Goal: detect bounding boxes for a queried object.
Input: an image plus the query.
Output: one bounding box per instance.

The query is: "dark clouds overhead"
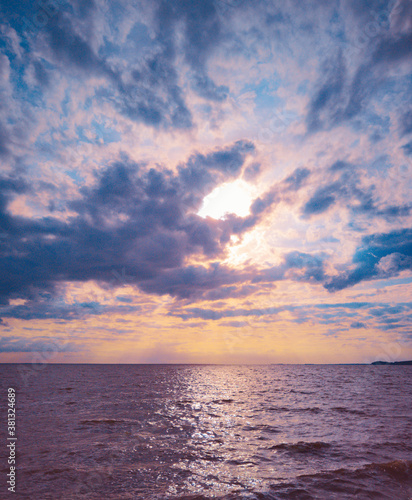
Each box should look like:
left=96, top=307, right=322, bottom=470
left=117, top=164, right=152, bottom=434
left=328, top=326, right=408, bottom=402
left=0, top=141, right=260, bottom=311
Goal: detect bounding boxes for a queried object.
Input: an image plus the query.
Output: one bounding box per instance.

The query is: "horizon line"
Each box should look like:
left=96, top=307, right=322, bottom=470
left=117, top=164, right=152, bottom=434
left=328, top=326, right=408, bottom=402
left=1, top=361, right=411, bottom=366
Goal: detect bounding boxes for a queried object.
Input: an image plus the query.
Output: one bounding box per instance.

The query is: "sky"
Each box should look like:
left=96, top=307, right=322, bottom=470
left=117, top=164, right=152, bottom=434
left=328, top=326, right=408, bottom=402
left=0, top=0, right=411, bottom=364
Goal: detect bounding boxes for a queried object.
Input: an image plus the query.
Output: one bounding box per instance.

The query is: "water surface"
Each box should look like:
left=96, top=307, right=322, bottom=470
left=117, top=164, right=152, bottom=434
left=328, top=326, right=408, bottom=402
left=1, top=364, right=411, bottom=499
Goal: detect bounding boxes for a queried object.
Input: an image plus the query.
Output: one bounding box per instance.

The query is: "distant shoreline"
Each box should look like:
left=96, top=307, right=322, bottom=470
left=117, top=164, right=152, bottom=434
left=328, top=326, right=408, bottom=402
left=371, top=360, right=412, bottom=365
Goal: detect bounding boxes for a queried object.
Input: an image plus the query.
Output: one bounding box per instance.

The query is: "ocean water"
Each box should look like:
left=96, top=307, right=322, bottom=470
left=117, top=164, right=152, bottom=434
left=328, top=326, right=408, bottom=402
left=1, top=364, right=411, bottom=499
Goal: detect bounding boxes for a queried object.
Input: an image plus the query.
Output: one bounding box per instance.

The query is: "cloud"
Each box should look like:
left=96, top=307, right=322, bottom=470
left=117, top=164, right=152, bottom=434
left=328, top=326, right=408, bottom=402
left=325, top=229, right=412, bottom=291
left=242, top=162, right=262, bottom=181
left=399, top=108, right=412, bottom=137
left=0, top=335, right=79, bottom=353
left=252, top=251, right=326, bottom=284
left=5, top=139, right=410, bottom=323
left=220, top=321, right=249, bottom=328
left=371, top=32, right=412, bottom=66
left=401, top=141, right=412, bottom=156
left=306, top=51, right=346, bottom=132
left=0, top=301, right=102, bottom=321
left=305, top=1, right=412, bottom=133
left=351, top=321, right=366, bottom=328
left=303, top=183, right=339, bottom=216
left=138, top=263, right=252, bottom=300
left=301, top=167, right=374, bottom=217
left=0, top=141, right=259, bottom=316
left=284, top=167, right=311, bottom=190
left=301, top=164, right=410, bottom=220
left=191, top=74, right=229, bottom=101
left=8, top=0, right=236, bottom=131
left=116, top=295, right=134, bottom=303
left=0, top=0, right=411, bottom=350
left=170, top=300, right=412, bottom=338
left=173, top=305, right=286, bottom=321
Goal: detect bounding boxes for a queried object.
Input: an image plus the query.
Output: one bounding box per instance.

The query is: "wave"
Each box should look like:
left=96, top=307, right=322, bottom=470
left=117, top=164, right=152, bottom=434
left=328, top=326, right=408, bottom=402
left=80, top=419, right=118, bottom=424
left=365, top=460, right=412, bottom=481
left=262, top=460, right=412, bottom=500
left=266, top=406, right=321, bottom=413
left=331, top=406, right=369, bottom=416
left=226, top=459, right=258, bottom=466
left=267, top=406, right=291, bottom=411
left=289, top=389, right=315, bottom=395
left=79, top=418, right=133, bottom=425
left=293, top=407, right=322, bottom=414
left=268, top=441, right=331, bottom=453
left=243, top=423, right=281, bottom=433
left=371, top=441, right=412, bottom=452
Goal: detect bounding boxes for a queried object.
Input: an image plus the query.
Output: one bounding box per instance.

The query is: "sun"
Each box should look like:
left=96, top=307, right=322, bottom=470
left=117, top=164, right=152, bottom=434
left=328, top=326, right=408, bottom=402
left=197, top=179, right=254, bottom=219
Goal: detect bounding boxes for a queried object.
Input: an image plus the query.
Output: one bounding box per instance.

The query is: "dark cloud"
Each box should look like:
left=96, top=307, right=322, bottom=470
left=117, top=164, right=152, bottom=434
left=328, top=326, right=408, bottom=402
left=315, top=302, right=371, bottom=309
left=250, top=187, right=280, bottom=216
left=350, top=321, right=366, bottom=328
left=325, top=228, right=412, bottom=291
left=166, top=0, right=228, bottom=102
left=0, top=299, right=143, bottom=322
left=247, top=166, right=311, bottom=217
left=329, top=160, right=351, bottom=171
left=306, top=51, right=346, bottom=132
left=6, top=0, right=232, bottom=129
left=402, top=141, right=412, bottom=156
left=0, top=141, right=259, bottom=316
left=252, top=251, right=326, bottom=284
left=191, top=74, right=229, bottom=101
left=376, top=204, right=411, bottom=217
left=139, top=263, right=252, bottom=300
left=179, top=140, right=255, bottom=190
left=303, top=183, right=338, bottom=215
left=0, top=175, right=30, bottom=233
left=45, top=17, right=110, bottom=76
left=32, top=59, right=50, bottom=88
left=371, top=32, right=412, bottom=66
left=284, top=251, right=325, bottom=282
left=399, top=109, right=412, bottom=137
left=283, top=167, right=311, bottom=190
left=0, top=126, right=11, bottom=157
left=306, top=1, right=412, bottom=132
left=342, top=0, right=390, bottom=24
left=117, top=50, right=193, bottom=128
left=302, top=167, right=369, bottom=217
left=301, top=166, right=409, bottom=220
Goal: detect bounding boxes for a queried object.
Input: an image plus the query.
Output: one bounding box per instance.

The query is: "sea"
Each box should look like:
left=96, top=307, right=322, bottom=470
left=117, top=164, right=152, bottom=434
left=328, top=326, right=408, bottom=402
left=0, top=364, right=411, bottom=499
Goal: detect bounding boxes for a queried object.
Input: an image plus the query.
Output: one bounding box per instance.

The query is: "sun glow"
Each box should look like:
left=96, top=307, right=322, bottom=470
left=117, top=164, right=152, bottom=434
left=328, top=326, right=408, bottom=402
left=197, top=180, right=254, bottom=219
